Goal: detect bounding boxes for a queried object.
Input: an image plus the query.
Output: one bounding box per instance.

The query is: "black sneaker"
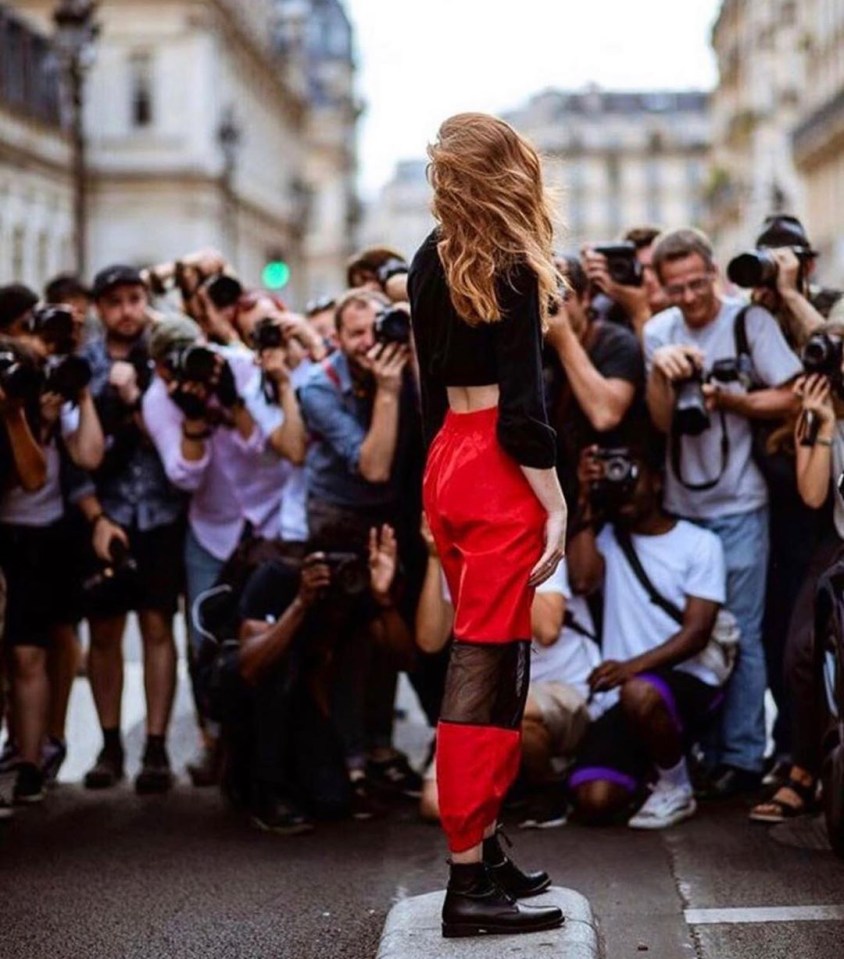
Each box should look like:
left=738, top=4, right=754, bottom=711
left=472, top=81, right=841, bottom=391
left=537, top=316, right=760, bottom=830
left=250, top=794, right=314, bottom=836
left=135, top=743, right=174, bottom=795
left=14, top=763, right=45, bottom=804
left=84, top=746, right=125, bottom=790
left=350, top=775, right=388, bottom=820
left=366, top=753, right=423, bottom=799
left=41, top=737, right=67, bottom=786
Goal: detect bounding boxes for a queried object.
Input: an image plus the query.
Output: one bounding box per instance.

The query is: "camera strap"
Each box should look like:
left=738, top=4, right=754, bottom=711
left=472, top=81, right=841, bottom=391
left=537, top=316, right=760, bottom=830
left=670, top=406, right=730, bottom=491
left=612, top=526, right=684, bottom=625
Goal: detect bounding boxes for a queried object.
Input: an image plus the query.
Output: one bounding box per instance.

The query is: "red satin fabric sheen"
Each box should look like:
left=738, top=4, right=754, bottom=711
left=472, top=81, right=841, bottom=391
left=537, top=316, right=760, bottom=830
left=422, top=406, right=545, bottom=642
left=436, top=721, right=522, bottom=852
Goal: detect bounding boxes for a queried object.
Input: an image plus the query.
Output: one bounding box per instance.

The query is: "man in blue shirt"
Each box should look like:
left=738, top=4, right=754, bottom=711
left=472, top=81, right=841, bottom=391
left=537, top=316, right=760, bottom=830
left=298, top=288, right=423, bottom=815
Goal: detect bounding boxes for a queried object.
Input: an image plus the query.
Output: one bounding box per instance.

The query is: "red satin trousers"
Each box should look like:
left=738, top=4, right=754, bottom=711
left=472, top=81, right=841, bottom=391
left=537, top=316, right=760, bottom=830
left=423, top=406, right=545, bottom=852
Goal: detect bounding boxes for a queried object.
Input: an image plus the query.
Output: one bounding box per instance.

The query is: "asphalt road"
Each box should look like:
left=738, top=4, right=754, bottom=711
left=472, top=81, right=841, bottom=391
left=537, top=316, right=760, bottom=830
left=2, top=617, right=844, bottom=959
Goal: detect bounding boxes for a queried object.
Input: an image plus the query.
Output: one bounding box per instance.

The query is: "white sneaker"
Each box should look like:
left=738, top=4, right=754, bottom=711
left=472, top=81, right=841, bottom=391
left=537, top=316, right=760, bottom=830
left=628, top=781, right=697, bottom=830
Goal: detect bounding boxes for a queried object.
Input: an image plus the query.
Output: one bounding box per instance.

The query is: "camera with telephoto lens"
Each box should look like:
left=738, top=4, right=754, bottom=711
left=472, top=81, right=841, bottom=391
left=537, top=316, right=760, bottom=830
left=591, top=242, right=644, bottom=287
left=203, top=274, right=243, bottom=310
left=29, top=305, right=76, bottom=354
left=165, top=345, right=217, bottom=386
left=0, top=350, right=44, bottom=402
left=252, top=317, right=285, bottom=352
left=589, top=447, right=640, bottom=513
left=322, top=551, right=370, bottom=597
left=673, top=355, right=753, bottom=436
left=45, top=354, right=92, bottom=402
left=374, top=307, right=411, bottom=346
left=726, top=246, right=813, bottom=289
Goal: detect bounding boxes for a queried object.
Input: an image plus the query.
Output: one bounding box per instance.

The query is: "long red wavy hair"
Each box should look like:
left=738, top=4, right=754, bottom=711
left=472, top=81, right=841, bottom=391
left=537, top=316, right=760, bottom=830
left=428, top=113, right=559, bottom=327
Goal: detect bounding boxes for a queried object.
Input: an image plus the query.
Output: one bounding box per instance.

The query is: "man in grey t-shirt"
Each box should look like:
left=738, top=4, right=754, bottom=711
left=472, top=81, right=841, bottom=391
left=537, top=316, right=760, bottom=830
left=643, top=228, right=802, bottom=796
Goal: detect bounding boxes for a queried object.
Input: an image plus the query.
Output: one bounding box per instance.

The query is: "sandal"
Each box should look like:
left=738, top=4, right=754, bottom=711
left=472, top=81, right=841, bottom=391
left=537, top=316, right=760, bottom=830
left=749, top=776, right=816, bottom=824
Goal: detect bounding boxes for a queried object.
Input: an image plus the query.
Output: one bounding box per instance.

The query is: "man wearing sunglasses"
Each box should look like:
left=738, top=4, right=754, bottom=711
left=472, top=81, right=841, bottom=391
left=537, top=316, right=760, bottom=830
left=643, top=228, right=801, bottom=800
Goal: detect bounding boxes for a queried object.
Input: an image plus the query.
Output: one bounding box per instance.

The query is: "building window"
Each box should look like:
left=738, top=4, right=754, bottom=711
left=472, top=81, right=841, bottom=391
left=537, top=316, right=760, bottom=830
left=129, top=51, right=154, bottom=128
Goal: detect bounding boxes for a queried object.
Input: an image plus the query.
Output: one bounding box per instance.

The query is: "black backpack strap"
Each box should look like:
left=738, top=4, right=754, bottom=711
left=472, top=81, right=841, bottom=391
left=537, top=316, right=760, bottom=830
left=612, top=526, right=684, bottom=625
left=563, top=608, right=597, bottom=642
left=670, top=405, right=729, bottom=491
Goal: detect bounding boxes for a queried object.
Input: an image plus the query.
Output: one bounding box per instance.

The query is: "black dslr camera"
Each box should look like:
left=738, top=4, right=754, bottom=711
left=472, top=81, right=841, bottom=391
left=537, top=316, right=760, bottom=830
left=29, top=305, right=77, bottom=355
left=802, top=331, right=844, bottom=386
left=252, top=318, right=285, bottom=352
left=44, top=355, right=92, bottom=402
left=82, top=537, right=138, bottom=594
left=322, top=551, right=370, bottom=597
left=589, top=447, right=640, bottom=513
left=203, top=274, right=243, bottom=310
left=0, top=349, right=43, bottom=402
left=799, top=332, right=844, bottom=447
left=726, top=247, right=813, bottom=289
left=672, top=355, right=753, bottom=436
left=374, top=307, right=411, bottom=347
left=591, top=242, right=644, bottom=287
left=165, top=345, right=217, bottom=386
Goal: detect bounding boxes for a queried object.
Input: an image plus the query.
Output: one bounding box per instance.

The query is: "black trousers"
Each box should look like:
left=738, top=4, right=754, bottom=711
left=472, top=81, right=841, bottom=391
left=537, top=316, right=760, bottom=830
left=220, top=659, right=349, bottom=816
left=783, top=533, right=844, bottom=776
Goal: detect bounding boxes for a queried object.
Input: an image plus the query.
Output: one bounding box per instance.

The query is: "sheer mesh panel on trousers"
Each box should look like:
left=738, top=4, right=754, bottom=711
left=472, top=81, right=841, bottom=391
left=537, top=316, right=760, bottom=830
left=439, top=640, right=531, bottom=730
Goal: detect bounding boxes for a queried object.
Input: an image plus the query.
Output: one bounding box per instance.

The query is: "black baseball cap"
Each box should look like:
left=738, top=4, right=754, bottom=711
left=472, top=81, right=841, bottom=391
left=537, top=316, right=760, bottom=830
left=756, top=215, right=818, bottom=255
left=92, top=264, right=146, bottom=299
left=0, top=283, right=38, bottom=330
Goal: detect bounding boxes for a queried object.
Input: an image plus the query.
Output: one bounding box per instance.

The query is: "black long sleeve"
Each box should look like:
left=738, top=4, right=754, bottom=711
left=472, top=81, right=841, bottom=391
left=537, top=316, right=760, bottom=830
left=408, top=231, right=556, bottom=468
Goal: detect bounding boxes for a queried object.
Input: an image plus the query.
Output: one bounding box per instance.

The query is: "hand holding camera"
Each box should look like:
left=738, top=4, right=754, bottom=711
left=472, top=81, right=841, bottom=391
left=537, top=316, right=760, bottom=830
left=92, top=514, right=130, bottom=563
left=795, top=374, right=836, bottom=447
left=652, top=344, right=705, bottom=384
left=365, top=341, right=410, bottom=395
left=109, top=360, right=141, bottom=407
left=258, top=344, right=291, bottom=387
left=298, top=554, right=333, bottom=607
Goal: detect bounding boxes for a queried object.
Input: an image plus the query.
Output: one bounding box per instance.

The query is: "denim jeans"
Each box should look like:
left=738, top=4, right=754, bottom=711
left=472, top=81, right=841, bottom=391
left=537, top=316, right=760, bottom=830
left=695, top=507, right=769, bottom=773
left=184, top=526, right=227, bottom=725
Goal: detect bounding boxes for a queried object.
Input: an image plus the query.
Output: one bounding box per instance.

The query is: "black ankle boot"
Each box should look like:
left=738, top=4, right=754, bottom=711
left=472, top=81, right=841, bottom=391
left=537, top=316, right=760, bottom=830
left=483, top=829, right=551, bottom=898
left=441, top=861, right=563, bottom=938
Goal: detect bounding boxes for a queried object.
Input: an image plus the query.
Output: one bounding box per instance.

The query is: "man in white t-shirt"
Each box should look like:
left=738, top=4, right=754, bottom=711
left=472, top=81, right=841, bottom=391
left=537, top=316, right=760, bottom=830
left=567, top=445, right=726, bottom=829
left=643, top=227, right=801, bottom=798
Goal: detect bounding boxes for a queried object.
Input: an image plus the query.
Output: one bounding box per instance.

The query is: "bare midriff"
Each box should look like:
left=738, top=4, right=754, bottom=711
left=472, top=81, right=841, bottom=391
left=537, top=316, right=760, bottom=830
left=446, top=383, right=500, bottom=413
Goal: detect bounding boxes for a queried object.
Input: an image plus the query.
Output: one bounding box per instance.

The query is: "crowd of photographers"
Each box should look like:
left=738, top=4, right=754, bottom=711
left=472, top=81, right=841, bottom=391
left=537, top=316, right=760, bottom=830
left=0, top=213, right=841, bottom=843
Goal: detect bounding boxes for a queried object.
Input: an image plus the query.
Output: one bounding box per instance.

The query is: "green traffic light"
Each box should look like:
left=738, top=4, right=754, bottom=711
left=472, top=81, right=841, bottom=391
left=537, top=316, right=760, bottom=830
left=262, top=260, right=291, bottom=289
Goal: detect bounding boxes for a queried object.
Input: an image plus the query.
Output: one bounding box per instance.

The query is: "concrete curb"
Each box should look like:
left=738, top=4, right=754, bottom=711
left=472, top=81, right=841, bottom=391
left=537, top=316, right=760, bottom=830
left=376, top=886, right=600, bottom=958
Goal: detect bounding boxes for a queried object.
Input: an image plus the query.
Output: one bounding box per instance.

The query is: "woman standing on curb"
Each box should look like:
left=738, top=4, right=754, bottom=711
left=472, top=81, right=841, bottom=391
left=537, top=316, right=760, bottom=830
left=408, top=112, right=568, bottom=939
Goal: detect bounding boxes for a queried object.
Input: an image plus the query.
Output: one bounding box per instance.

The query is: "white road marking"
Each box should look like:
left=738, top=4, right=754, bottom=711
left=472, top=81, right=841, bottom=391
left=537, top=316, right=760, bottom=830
left=685, top=905, right=844, bottom=925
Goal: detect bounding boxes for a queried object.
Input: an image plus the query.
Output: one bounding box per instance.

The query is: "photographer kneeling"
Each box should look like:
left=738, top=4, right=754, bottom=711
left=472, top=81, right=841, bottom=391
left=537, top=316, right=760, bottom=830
left=644, top=228, right=802, bottom=798
left=202, top=525, right=403, bottom=833
left=567, top=443, right=729, bottom=829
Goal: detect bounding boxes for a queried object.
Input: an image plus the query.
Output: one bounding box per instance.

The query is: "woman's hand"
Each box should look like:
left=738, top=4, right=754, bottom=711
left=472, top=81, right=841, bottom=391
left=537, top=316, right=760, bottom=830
left=528, top=507, right=566, bottom=587
left=795, top=373, right=835, bottom=426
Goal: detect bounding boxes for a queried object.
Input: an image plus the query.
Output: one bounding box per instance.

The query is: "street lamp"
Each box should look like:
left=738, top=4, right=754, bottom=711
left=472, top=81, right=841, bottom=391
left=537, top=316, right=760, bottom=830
left=217, top=106, right=242, bottom=262
left=53, top=0, right=98, bottom=277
